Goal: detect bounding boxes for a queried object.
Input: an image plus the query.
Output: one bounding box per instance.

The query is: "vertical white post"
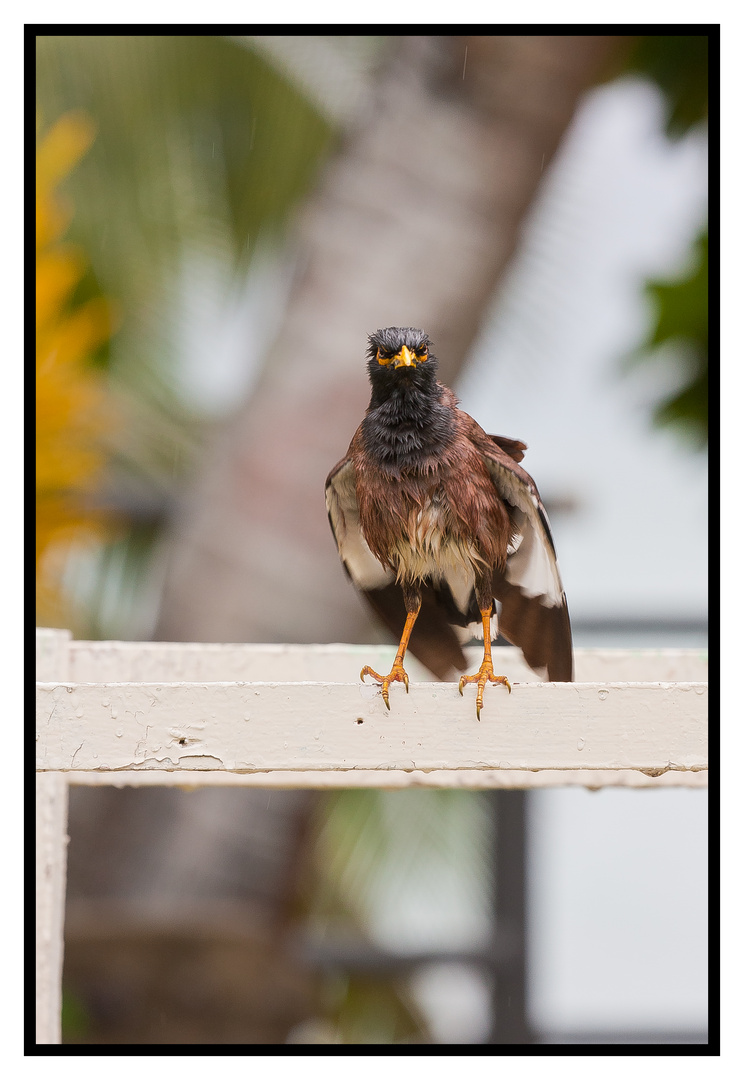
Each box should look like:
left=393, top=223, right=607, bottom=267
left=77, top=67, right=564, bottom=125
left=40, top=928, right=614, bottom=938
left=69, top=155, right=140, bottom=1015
left=36, top=629, right=71, bottom=1045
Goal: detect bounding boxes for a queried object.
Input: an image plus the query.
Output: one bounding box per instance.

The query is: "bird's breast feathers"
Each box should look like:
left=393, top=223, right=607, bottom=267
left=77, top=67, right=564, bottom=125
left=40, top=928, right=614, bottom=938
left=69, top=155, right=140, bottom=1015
left=353, top=450, right=512, bottom=578
left=327, top=430, right=565, bottom=615
left=388, top=496, right=489, bottom=586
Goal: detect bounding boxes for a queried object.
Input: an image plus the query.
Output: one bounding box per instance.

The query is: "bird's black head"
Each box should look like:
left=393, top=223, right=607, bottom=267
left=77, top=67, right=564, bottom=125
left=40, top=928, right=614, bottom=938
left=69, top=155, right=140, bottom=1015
left=366, top=327, right=437, bottom=403
left=362, top=327, right=453, bottom=466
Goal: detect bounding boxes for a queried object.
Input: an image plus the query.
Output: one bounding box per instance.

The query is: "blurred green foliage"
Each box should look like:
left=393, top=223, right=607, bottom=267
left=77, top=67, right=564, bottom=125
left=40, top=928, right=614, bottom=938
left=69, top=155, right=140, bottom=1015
left=36, top=35, right=335, bottom=636
left=625, top=34, right=708, bottom=137
left=324, top=975, right=428, bottom=1043
left=643, top=229, right=708, bottom=447
left=302, top=786, right=493, bottom=1042
left=623, top=34, right=710, bottom=447
left=36, top=36, right=333, bottom=297
left=61, top=988, right=91, bottom=1040
left=35, top=35, right=333, bottom=453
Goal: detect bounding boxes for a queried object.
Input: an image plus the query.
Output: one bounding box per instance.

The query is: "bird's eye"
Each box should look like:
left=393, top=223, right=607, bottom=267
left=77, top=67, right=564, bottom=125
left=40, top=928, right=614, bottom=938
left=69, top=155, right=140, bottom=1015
left=377, top=348, right=394, bottom=364
left=416, top=347, right=428, bottom=360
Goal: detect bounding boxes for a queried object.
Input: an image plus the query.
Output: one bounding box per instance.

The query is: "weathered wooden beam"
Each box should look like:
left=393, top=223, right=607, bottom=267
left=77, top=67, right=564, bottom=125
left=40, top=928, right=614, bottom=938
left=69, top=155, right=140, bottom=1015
left=36, top=680, right=707, bottom=779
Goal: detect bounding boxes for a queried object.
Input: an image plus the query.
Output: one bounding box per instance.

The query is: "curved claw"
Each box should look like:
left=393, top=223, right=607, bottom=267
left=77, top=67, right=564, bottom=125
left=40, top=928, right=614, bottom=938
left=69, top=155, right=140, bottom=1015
left=360, top=661, right=410, bottom=709
left=459, top=664, right=511, bottom=720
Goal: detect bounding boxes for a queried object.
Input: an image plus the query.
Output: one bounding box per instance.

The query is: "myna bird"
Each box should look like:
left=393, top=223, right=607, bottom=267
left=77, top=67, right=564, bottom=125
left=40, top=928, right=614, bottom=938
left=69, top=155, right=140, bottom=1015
left=326, top=327, right=572, bottom=718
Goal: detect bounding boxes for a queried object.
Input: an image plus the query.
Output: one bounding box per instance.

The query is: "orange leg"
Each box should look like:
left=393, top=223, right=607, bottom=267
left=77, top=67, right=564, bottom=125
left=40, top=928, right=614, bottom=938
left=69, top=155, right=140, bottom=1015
left=361, top=605, right=419, bottom=710
left=458, top=607, right=511, bottom=720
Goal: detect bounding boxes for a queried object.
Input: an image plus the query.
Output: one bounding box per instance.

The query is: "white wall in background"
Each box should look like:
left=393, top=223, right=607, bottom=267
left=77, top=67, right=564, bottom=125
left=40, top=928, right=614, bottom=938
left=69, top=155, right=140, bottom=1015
left=529, top=786, right=708, bottom=1034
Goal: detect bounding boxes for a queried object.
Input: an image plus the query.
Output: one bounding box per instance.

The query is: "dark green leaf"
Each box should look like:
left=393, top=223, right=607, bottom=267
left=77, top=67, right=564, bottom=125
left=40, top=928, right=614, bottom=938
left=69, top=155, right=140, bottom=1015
left=624, top=34, right=709, bottom=137
left=629, top=227, right=708, bottom=448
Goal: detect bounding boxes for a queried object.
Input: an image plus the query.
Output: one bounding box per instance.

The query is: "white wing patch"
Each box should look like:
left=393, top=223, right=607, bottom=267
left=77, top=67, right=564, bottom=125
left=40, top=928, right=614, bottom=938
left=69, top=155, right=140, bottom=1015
left=485, top=459, right=564, bottom=607
left=326, top=462, right=393, bottom=591
left=442, top=561, right=476, bottom=617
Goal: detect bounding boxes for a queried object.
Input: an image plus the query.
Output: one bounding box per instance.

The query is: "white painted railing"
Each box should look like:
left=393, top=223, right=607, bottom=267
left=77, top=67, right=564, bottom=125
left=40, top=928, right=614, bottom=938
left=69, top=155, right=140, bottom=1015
left=35, top=627, right=708, bottom=1043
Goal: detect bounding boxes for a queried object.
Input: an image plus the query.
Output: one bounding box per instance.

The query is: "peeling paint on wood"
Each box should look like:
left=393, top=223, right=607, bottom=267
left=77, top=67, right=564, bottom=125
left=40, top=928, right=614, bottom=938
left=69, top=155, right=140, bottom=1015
left=36, top=680, right=708, bottom=777
left=61, top=767, right=708, bottom=789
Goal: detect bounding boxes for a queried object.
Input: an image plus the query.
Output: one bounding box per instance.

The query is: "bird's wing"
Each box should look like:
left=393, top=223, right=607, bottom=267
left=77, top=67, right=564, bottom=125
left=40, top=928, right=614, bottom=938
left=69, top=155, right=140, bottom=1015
left=325, top=456, right=393, bottom=593
left=488, top=433, right=527, bottom=463
left=325, top=456, right=468, bottom=679
left=480, top=437, right=573, bottom=681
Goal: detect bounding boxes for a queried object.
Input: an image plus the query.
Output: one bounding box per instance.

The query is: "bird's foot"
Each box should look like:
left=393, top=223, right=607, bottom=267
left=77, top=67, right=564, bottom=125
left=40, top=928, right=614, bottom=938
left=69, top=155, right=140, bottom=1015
left=360, top=661, right=409, bottom=710
left=458, top=661, right=511, bottom=720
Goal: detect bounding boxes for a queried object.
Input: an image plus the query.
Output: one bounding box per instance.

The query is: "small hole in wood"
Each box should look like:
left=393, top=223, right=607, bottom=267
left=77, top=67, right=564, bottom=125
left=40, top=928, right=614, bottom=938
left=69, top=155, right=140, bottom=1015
left=355, top=718, right=364, bottom=725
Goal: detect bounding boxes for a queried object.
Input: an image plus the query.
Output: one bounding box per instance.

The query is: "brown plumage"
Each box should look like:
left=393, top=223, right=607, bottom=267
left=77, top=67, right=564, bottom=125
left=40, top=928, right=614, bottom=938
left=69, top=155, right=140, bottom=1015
left=325, top=327, right=572, bottom=716
left=350, top=388, right=514, bottom=579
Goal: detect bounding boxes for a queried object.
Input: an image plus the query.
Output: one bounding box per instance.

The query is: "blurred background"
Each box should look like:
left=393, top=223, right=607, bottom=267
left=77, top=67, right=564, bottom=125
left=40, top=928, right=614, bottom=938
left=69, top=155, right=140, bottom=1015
left=36, top=33, right=709, bottom=1044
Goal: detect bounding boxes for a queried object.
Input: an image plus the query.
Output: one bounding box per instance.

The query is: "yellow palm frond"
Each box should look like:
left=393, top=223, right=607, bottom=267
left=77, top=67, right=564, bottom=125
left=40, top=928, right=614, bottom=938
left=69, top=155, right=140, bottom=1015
left=36, top=112, right=120, bottom=626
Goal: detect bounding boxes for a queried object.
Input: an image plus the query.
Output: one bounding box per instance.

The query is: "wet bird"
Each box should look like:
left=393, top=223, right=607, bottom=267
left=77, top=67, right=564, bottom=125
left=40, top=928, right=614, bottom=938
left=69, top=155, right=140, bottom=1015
left=325, top=327, right=572, bottom=718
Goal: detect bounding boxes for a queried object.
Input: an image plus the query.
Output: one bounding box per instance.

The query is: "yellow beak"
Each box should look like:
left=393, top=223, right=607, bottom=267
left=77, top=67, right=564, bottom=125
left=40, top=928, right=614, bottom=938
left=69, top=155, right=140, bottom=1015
left=393, top=345, right=416, bottom=368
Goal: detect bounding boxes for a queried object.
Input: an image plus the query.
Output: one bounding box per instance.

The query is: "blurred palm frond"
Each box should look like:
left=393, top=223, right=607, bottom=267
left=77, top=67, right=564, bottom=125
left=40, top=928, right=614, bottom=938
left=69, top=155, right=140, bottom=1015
left=295, top=786, right=494, bottom=1043
left=36, top=34, right=337, bottom=636
left=36, top=110, right=121, bottom=628
left=307, top=789, right=494, bottom=947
